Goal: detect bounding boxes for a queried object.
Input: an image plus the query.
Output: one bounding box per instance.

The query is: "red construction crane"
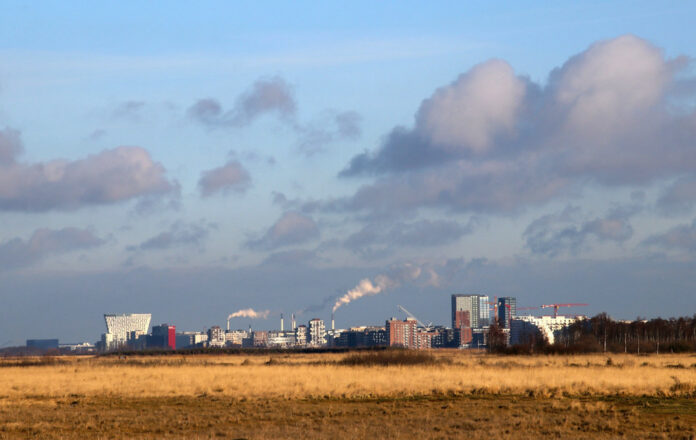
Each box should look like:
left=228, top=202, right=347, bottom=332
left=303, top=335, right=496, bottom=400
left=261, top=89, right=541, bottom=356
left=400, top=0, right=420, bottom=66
left=541, top=303, right=589, bottom=318
left=515, top=306, right=538, bottom=316
left=485, top=296, right=499, bottom=324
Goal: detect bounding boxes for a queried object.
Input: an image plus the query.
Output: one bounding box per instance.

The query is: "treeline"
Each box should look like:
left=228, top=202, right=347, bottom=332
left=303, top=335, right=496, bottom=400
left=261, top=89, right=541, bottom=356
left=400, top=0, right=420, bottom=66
left=493, top=313, right=696, bottom=354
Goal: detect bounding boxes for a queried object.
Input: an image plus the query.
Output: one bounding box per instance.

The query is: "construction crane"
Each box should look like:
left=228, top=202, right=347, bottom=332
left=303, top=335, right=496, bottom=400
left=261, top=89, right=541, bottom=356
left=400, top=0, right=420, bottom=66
left=541, top=303, right=589, bottom=318
left=485, top=296, right=499, bottom=323
left=397, top=305, right=432, bottom=329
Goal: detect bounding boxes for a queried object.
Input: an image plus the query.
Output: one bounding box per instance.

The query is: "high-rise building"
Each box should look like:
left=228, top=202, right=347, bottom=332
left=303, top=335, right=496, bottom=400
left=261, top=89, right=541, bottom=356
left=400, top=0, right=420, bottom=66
left=150, top=324, right=176, bottom=350
left=497, top=297, right=517, bottom=328
left=386, top=317, right=417, bottom=348
left=307, top=319, right=326, bottom=346
left=451, top=295, right=489, bottom=329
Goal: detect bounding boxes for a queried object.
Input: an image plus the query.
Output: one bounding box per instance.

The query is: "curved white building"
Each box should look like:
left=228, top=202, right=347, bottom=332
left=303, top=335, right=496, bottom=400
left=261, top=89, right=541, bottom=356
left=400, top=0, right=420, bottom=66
left=102, top=313, right=151, bottom=350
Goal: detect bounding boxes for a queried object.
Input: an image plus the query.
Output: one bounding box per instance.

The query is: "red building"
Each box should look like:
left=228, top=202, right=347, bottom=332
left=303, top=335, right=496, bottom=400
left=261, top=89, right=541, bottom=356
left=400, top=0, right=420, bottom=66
left=386, top=317, right=417, bottom=349
left=454, top=310, right=472, bottom=346
left=454, top=310, right=470, bottom=329
left=415, top=330, right=439, bottom=349
left=151, top=324, right=176, bottom=350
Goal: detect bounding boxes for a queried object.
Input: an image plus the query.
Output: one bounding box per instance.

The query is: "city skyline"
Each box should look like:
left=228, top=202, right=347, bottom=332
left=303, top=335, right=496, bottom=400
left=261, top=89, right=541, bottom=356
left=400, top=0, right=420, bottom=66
left=2, top=2, right=696, bottom=345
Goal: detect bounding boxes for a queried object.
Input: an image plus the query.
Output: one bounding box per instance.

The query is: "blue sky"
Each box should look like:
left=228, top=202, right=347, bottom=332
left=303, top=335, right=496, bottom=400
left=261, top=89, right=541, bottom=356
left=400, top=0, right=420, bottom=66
left=1, top=1, right=696, bottom=344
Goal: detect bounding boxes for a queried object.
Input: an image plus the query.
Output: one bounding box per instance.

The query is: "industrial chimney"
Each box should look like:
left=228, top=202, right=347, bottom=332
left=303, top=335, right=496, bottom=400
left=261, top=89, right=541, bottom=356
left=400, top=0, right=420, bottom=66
left=291, top=313, right=296, bottom=330
left=280, top=313, right=284, bottom=332
left=331, top=312, right=335, bottom=331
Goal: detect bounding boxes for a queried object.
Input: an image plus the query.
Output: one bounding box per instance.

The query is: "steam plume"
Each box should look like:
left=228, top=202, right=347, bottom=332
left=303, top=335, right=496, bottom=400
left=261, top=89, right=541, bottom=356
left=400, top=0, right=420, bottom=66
left=332, top=264, right=421, bottom=313
left=228, top=308, right=270, bottom=320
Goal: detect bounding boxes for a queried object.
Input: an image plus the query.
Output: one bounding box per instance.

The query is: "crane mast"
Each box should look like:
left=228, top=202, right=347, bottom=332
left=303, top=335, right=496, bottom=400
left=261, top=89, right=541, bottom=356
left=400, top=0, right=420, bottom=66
left=397, top=305, right=432, bottom=329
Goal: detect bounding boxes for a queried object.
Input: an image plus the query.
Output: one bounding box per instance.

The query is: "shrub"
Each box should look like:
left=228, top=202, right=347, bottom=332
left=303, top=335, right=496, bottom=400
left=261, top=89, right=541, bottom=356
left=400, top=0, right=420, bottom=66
left=339, top=349, right=441, bottom=366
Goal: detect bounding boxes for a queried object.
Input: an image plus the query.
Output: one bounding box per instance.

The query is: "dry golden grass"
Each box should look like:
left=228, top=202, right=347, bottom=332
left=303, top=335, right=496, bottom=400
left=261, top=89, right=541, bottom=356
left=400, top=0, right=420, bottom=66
left=1, top=351, right=695, bottom=439
left=1, top=351, right=694, bottom=400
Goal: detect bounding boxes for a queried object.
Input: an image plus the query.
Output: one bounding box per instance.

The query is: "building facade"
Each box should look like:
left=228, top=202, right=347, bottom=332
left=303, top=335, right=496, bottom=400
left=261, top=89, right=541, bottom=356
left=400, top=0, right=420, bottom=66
left=307, top=319, right=326, bottom=346
left=207, top=326, right=226, bottom=347
left=336, top=326, right=388, bottom=348
left=386, top=317, right=417, bottom=348
left=176, top=331, right=208, bottom=349
left=267, top=330, right=296, bottom=347
left=26, top=339, right=59, bottom=350
left=150, top=324, right=176, bottom=350
left=451, top=295, right=489, bottom=329
left=497, top=297, right=517, bottom=329
left=510, top=315, right=581, bottom=345
left=225, top=330, right=248, bottom=347
left=102, top=313, right=152, bottom=351
left=415, top=329, right=439, bottom=349
left=295, top=325, right=307, bottom=347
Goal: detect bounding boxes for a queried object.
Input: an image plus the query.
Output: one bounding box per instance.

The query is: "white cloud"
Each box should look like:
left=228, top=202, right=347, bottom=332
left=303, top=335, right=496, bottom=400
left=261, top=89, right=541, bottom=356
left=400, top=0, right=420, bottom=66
left=198, top=160, right=251, bottom=197
left=417, top=59, right=526, bottom=153
left=338, top=35, right=696, bottom=215
left=0, top=137, right=177, bottom=212
left=248, top=212, right=319, bottom=250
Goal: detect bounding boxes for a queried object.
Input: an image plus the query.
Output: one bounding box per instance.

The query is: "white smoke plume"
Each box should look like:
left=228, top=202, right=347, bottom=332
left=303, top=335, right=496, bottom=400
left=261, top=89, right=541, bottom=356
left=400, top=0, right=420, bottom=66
left=228, top=308, right=270, bottom=320
left=332, top=263, right=422, bottom=313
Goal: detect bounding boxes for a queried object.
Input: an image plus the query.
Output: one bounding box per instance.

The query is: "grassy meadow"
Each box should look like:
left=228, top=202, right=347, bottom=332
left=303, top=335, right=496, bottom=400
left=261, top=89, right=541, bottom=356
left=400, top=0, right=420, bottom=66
left=1, top=350, right=695, bottom=439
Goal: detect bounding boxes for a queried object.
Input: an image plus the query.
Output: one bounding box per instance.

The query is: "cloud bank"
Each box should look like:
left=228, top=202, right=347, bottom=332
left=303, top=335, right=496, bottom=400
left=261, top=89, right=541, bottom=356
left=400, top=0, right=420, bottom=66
left=0, top=130, right=177, bottom=212
left=524, top=207, right=634, bottom=256
left=129, top=221, right=217, bottom=251
left=334, top=35, right=696, bottom=216
left=0, top=228, right=104, bottom=270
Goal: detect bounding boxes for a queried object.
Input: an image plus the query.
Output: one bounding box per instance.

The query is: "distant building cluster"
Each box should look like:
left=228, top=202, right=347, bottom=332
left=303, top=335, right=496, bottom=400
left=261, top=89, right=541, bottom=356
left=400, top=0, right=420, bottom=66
left=58, top=294, right=584, bottom=353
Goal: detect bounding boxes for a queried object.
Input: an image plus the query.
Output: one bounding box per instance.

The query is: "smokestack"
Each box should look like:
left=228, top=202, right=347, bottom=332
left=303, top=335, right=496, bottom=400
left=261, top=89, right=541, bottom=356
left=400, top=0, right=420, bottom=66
left=292, top=313, right=296, bottom=330
left=331, top=312, right=335, bottom=331
left=227, top=317, right=230, bottom=332
left=280, top=313, right=284, bottom=332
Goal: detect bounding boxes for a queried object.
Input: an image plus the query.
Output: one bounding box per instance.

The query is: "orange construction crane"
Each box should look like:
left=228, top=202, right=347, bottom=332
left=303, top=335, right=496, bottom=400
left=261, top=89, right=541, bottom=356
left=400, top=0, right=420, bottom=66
left=540, top=303, right=588, bottom=318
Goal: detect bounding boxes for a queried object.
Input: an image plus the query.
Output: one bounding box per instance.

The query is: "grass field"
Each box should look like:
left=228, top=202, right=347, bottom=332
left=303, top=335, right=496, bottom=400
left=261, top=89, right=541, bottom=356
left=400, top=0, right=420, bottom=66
left=1, top=351, right=695, bottom=439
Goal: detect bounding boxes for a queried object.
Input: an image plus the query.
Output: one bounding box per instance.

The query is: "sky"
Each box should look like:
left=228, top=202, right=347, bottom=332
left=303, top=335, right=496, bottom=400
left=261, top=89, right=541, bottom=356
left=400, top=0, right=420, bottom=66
left=1, top=1, right=696, bottom=344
